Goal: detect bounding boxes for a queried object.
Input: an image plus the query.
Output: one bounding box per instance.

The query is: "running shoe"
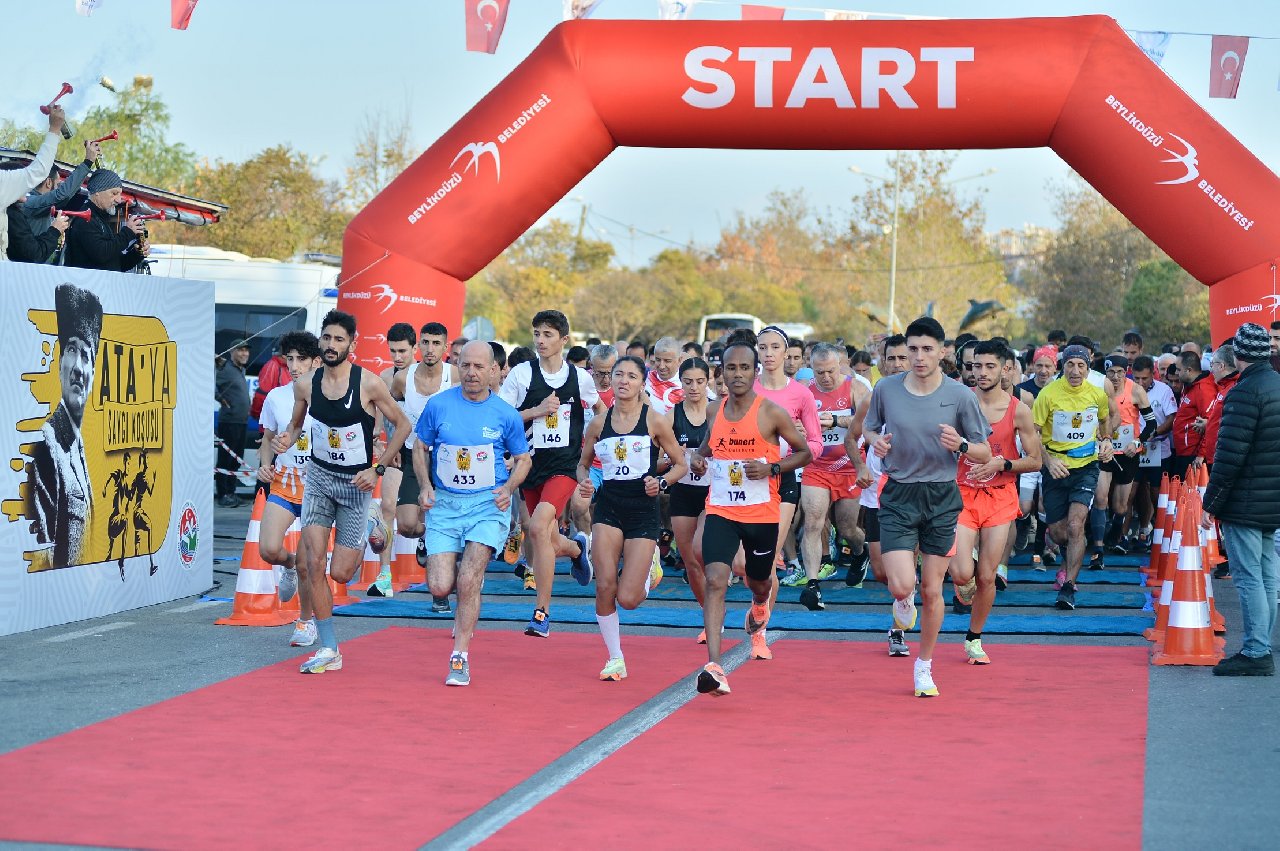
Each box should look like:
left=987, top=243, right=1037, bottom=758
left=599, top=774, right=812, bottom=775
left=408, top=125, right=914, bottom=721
left=913, top=662, right=939, bottom=698
left=1042, top=548, right=1059, bottom=567
left=648, top=550, right=663, bottom=591
left=887, top=628, right=910, bottom=657
left=571, top=531, right=593, bottom=586
left=525, top=607, right=550, bottom=637
left=696, top=625, right=724, bottom=644
left=995, top=563, right=1008, bottom=591
left=432, top=595, right=452, bottom=614
left=1053, top=569, right=1067, bottom=591
left=367, top=567, right=394, bottom=598
left=781, top=567, right=808, bottom=587
left=844, top=549, right=870, bottom=587
left=955, top=575, right=977, bottom=606
left=278, top=566, right=298, bottom=603
left=445, top=653, right=470, bottom=686
left=289, top=619, right=317, bottom=647
left=835, top=535, right=856, bottom=569
left=1089, top=550, right=1105, bottom=571
left=727, top=571, right=740, bottom=586
left=1107, top=541, right=1128, bottom=557
left=1031, top=554, right=1046, bottom=571
left=299, top=647, right=342, bottom=674
left=800, top=579, right=824, bottom=611
left=502, top=528, right=524, bottom=565
left=599, top=657, right=628, bottom=681
left=951, top=596, right=972, bottom=616
left=750, top=629, right=772, bottom=660
left=416, top=537, right=428, bottom=567
left=1015, top=515, right=1035, bottom=552
left=523, top=570, right=537, bottom=591
left=1055, top=580, right=1077, bottom=611
left=744, top=602, right=770, bottom=635
left=816, top=559, right=838, bottom=581
left=892, top=596, right=917, bottom=631
left=696, top=662, right=731, bottom=696
left=964, top=638, right=991, bottom=665
left=1213, top=562, right=1231, bottom=580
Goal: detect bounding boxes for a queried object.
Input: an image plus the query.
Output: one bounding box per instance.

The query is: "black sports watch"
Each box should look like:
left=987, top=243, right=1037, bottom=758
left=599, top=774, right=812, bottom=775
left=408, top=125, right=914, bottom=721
left=374, top=464, right=386, bottom=476
left=659, top=478, right=670, bottom=492
left=958, top=439, right=970, bottom=456
left=770, top=462, right=782, bottom=477
left=1002, top=458, right=1013, bottom=473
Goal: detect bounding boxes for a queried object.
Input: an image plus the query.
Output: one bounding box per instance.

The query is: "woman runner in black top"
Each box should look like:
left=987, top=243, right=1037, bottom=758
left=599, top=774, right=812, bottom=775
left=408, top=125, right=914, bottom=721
left=576, top=356, right=686, bottom=681
left=662, top=358, right=718, bottom=626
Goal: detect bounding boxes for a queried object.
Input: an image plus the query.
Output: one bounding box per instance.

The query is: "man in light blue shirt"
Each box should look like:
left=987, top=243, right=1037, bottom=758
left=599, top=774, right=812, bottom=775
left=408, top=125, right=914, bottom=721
left=414, top=341, right=531, bottom=687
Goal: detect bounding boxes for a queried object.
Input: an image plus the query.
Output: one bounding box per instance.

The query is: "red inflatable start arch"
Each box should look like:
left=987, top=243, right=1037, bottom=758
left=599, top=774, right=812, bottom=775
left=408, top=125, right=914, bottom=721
left=339, top=15, right=1279, bottom=366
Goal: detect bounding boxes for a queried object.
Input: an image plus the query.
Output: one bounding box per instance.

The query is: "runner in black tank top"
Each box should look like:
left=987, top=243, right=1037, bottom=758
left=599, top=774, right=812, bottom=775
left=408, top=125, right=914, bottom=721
left=272, top=311, right=411, bottom=675
left=520, top=360, right=586, bottom=487
left=664, top=358, right=715, bottom=628
left=575, top=355, right=688, bottom=681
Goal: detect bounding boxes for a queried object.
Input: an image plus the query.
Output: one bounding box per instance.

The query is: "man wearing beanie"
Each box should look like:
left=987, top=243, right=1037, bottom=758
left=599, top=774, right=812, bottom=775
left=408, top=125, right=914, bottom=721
left=63, top=169, right=148, bottom=272
left=29, top=283, right=103, bottom=570
left=1203, top=322, right=1280, bottom=676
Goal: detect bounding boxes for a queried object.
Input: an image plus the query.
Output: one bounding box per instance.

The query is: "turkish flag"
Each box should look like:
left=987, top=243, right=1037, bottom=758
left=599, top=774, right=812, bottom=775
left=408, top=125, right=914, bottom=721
left=1209, top=35, right=1249, bottom=98
left=170, top=0, right=197, bottom=29
left=465, top=0, right=510, bottom=54
left=741, top=5, right=784, bottom=20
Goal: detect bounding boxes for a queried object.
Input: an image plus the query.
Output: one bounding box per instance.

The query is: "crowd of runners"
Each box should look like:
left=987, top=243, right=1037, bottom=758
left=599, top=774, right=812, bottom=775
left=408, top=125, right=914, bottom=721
left=250, top=306, right=1280, bottom=695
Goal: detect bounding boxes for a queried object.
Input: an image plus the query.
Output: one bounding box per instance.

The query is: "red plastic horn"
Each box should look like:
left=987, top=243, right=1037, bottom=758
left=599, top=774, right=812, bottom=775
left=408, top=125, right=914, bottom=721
left=92, top=130, right=119, bottom=143
left=40, top=82, right=73, bottom=115
left=54, top=208, right=93, bottom=221
left=136, top=211, right=167, bottom=222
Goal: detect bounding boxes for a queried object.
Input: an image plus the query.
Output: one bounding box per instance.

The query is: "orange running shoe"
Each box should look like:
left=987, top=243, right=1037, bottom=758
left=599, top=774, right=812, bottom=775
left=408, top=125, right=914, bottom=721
left=696, top=662, right=731, bottom=696
left=750, top=629, right=772, bottom=660
left=744, top=602, right=770, bottom=635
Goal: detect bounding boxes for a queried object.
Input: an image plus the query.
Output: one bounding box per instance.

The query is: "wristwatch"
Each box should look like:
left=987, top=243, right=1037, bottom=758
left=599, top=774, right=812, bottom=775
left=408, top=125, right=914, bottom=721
left=958, top=439, right=970, bottom=455
left=770, top=462, right=782, bottom=477
left=374, top=464, right=386, bottom=476
left=1002, top=458, right=1013, bottom=473
left=659, top=478, right=669, bottom=492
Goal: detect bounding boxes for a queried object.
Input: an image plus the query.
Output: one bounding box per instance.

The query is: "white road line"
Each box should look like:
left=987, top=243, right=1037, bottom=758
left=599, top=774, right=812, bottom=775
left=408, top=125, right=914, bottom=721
left=424, top=629, right=784, bottom=849
left=44, top=622, right=136, bottom=643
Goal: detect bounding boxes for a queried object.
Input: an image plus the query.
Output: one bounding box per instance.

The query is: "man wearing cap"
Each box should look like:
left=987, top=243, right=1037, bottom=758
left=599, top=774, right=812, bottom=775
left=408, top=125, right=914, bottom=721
left=1031, top=344, right=1118, bottom=611
left=1202, top=323, right=1280, bottom=676
left=29, top=283, right=102, bottom=569
left=215, top=339, right=252, bottom=507
left=62, top=169, right=148, bottom=273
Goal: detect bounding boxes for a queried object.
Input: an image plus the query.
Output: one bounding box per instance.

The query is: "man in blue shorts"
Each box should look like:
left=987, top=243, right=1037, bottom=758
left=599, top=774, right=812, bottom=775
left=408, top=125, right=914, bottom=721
left=415, top=341, right=532, bottom=686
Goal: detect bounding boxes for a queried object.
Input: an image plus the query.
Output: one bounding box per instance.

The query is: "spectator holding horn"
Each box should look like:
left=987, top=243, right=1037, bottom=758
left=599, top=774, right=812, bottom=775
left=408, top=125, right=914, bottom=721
left=9, top=139, right=101, bottom=265
left=0, top=105, right=66, bottom=260
left=62, top=168, right=147, bottom=272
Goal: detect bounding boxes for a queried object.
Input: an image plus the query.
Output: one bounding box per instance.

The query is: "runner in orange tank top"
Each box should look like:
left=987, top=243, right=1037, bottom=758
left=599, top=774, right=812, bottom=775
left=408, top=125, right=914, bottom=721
left=947, top=341, right=1042, bottom=665
left=1095, top=355, right=1156, bottom=560
left=688, top=343, right=811, bottom=697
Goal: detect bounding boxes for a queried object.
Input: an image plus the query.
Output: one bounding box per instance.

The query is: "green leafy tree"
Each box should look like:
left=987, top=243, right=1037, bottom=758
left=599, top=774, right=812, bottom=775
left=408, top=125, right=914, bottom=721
left=1122, top=259, right=1210, bottom=347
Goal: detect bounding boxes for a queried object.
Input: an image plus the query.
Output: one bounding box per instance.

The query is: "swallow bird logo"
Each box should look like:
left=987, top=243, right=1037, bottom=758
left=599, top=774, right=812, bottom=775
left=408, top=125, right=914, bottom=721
left=1156, top=134, right=1199, bottom=185
left=451, top=142, right=501, bottom=182
left=371, top=284, right=398, bottom=314
left=1262, top=295, right=1280, bottom=311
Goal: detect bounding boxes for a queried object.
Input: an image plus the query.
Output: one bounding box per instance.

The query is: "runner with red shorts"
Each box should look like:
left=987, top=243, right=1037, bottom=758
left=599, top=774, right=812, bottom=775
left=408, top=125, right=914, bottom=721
left=948, top=340, right=1042, bottom=665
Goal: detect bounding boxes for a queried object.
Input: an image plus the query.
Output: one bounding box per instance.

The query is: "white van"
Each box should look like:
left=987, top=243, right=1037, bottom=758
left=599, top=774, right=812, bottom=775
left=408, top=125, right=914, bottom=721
left=147, top=244, right=339, bottom=375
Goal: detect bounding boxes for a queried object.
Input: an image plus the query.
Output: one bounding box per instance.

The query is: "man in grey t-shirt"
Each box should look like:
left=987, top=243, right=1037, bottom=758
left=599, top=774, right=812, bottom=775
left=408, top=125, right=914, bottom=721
left=863, top=317, right=991, bottom=699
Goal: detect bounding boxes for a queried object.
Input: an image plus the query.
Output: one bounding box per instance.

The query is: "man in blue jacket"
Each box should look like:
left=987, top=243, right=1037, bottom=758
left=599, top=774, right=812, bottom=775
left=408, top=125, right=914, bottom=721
left=1203, top=322, right=1280, bottom=676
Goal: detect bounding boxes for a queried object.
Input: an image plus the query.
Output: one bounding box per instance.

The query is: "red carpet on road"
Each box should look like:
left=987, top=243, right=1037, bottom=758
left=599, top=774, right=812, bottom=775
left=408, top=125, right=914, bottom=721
left=487, top=641, right=1149, bottom=850
left=0, top=627, right=707, bottom=850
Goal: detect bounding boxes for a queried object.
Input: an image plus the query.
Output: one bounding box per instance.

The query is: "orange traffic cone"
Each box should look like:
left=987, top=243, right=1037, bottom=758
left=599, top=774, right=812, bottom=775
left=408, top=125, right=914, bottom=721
left=1146, top=474, right=1170, bottom=585
left=216, top=491, right=294, bottom=627
left=390, top=532, right=425, bottom=592
left=1149, top=478, right=1180, bottom=588
left=1196, top=463, right=1209, bottom=498
left=1197, top=510, right=1227, bottom=635
left=1144, top=498, right=1183, bottom=642
left=1152, top=505, right=1226, bottom=665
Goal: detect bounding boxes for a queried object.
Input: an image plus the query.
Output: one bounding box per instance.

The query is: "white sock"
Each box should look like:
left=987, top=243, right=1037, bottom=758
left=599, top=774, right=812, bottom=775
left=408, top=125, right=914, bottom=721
left=915, top=657, right=931, bottom=670
left=596, top=611, right=622, bottom=659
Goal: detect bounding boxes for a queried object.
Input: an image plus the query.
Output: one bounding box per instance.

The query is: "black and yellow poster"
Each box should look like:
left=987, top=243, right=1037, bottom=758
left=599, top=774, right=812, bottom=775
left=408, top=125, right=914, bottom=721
left=0, top=266, right=213, bottom=636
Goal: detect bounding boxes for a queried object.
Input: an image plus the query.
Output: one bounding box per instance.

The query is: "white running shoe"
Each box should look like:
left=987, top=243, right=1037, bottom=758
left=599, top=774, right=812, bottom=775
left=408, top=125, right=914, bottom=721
left=892, top=596, right=917, bottom=631
left=299, top=647, right=342, bottom=674
left=913, top=660, right=938, bottom=697
left=289, top=619, right=317, bottom=647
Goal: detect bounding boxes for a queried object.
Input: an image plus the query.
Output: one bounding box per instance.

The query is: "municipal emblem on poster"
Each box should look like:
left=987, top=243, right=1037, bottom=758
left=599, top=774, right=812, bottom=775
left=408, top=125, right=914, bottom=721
left=2, top=283, right=178, bottom=577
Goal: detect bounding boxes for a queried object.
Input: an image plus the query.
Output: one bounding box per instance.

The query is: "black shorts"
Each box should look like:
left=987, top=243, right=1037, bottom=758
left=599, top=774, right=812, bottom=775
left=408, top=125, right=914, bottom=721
left=863, top=507, right=880, bottom=544
left=878, top=479, right=962, bottom=557
left=1042, top=461, right=1099, bottom=525
left=779, top=469, right=800, bottom=506
left=668, top=483, right=708, bottom=518
left=592, top=489, right=662, bottom=540
left=1100, top=452, right=1140, bottom=486
left=1136, top=460, right=1164, bottom=489
left=702, top=514, right=777, bottom=581
left=397, top=446, right=422, bottom=507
